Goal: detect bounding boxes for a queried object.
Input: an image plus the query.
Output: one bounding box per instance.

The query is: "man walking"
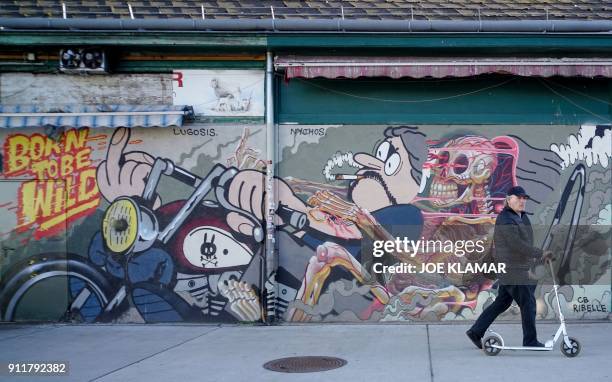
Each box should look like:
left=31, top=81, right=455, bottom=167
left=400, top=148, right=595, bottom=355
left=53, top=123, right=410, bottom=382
left=466, top=186, right=553, bottom=349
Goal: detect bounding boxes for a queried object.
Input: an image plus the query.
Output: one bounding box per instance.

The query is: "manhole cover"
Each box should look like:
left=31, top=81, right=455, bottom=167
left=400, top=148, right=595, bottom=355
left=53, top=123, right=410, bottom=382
left=263, top=356, right=347, bottom=373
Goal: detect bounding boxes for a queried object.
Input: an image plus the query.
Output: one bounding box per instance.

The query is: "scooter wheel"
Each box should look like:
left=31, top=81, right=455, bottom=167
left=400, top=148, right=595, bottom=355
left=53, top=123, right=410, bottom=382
left=482, top=335, right=502, bottom=356
left=560, top=337, right=581, bottom=358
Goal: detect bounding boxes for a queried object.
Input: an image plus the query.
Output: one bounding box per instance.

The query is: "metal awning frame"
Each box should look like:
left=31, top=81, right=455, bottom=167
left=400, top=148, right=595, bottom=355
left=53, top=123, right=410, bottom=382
left=276, top=59, right=612, bottom=68
left=275, top=56, right=612, bottom=79
left=0, top=111, right=188, bottom=118
left=0, top=105, right=195, bottom=129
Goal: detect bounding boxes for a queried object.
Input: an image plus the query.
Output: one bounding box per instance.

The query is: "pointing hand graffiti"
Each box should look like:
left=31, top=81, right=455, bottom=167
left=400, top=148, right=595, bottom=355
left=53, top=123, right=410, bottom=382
left=97, top=127, right=161, bottom=209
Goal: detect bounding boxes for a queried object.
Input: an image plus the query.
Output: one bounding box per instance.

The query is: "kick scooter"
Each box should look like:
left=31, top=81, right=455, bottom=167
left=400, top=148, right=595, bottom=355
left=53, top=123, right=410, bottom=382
left=481, top=259, right=581, bottom=357
left=482, top=165, right=585, bottom=358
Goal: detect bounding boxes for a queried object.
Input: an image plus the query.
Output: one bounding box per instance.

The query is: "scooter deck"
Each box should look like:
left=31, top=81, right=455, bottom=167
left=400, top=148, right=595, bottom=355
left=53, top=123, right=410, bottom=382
left=492, top=345, right=553, bottom=351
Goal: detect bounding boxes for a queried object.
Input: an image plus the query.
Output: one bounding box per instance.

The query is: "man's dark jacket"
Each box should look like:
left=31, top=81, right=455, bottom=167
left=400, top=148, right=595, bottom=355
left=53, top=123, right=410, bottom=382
left=493, top=206, right=543, bottom=284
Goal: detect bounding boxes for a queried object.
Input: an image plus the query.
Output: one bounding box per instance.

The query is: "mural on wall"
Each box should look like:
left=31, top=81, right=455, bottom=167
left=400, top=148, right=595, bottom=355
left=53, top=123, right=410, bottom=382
left=0, top=122, right=609, bottom=323
left=172, top=70, right=265, bottom=116
left=272, top=124, right=611, bottom=323
left=0, top=125, right=268, bottom=323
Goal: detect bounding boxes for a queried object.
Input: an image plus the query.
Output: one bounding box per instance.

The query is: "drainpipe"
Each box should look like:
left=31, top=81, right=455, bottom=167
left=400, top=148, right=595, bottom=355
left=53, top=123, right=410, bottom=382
left=264, top=50, right=277, bottom=324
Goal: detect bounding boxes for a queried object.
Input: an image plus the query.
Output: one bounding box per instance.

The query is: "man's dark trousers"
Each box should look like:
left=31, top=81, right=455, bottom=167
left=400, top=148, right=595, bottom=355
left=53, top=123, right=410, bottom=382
left=470, top=284, right=538, bottom=346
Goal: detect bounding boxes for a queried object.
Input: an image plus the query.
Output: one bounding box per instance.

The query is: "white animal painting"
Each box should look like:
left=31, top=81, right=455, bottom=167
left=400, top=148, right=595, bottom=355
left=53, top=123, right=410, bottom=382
left=210, top=78, right=253, bottom=113
left=172, top=70, right=264, bottom=116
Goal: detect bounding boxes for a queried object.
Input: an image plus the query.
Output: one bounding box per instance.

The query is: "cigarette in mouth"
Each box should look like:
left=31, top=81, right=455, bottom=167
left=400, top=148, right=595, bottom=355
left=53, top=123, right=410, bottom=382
left=334, top=174, right=363, bottom=180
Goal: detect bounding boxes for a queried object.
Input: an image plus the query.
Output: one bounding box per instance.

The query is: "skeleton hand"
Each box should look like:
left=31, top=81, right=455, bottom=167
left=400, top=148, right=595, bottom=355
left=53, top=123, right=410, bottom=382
left=218, top=280, right=261, bottom=322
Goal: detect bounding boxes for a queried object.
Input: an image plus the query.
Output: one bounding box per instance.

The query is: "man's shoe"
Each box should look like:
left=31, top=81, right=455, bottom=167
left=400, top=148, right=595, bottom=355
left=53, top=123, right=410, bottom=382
left=466, top=329, right=482, bottom=349
left=525, top=341, right=545, bottom=348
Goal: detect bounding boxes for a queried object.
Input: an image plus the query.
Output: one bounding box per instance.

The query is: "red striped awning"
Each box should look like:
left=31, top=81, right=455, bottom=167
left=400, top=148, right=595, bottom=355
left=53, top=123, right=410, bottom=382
left=275, top=56, right=612, bottom=79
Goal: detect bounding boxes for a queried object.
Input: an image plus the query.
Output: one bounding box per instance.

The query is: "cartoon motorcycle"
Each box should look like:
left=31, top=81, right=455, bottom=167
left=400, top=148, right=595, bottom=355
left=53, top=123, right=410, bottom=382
left=0, top=158, right=305, bottom=323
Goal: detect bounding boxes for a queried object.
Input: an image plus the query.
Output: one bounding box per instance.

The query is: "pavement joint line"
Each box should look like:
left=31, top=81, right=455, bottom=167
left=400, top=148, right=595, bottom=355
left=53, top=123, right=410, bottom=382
left=426, top=324, right=434, bottom=382
left=87, top=325, right=222, bottom=382
left=0, top=324, right=63, bottom=341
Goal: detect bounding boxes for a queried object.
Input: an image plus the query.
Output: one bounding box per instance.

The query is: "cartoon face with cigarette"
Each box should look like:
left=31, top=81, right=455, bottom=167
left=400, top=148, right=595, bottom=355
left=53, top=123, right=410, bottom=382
left=346, top=126, right=427, bottom=213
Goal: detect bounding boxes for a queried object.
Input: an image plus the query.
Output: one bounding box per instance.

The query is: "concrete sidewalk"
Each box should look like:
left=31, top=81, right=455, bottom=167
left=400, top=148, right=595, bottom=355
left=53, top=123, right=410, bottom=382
left=0, top=322, right=609, bottom=382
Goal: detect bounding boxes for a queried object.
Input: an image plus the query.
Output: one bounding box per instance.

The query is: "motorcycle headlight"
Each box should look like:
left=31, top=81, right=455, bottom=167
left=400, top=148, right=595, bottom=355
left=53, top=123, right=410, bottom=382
left=102, top=198, right=140, bottom=254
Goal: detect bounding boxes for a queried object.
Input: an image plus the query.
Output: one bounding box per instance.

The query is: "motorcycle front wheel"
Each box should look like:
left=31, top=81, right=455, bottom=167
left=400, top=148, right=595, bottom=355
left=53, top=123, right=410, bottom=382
left=0, top=253, right=116, bottom=322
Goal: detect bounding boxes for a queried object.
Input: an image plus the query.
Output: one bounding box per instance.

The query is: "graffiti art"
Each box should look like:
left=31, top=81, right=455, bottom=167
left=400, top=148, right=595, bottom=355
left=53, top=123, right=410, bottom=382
left=0, top=123, right=610, bottom=323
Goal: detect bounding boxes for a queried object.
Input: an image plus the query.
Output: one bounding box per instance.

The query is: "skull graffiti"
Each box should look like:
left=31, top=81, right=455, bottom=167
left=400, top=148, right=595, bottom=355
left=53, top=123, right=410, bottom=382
left=426, top=136, right=498, bottom=213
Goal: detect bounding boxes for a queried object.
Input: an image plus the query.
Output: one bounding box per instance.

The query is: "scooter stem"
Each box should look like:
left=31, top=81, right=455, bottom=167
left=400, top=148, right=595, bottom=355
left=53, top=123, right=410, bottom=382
left=548, top=259, right=565, bottom=322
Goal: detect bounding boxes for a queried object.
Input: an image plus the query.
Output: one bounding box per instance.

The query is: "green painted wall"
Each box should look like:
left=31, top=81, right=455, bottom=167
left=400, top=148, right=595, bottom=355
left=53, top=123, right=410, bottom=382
left=277, top=76, right=612, bottom=125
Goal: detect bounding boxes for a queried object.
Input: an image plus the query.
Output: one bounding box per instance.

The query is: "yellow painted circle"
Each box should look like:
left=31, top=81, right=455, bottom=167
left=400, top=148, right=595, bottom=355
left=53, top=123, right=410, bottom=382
left=102, top=198, right=138, bottom=254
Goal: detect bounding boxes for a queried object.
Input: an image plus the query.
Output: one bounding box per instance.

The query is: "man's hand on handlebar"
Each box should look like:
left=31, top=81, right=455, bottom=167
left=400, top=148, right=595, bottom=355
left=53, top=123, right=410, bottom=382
left=97, top=128, right=161, bottom=209
left=225, top=170, right=307, bottom=237
left=542, top=250, right=555, bottom=263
